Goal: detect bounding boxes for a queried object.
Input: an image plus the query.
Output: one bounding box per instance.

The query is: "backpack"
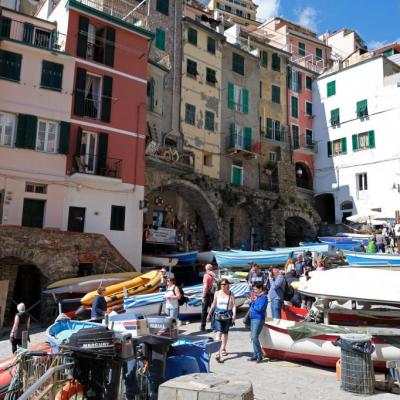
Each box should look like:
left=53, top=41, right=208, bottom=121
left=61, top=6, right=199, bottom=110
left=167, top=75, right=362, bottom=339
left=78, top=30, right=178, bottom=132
left=176, top=286, right=188, bottom=306
left=283, top=278, right=294, bottom=301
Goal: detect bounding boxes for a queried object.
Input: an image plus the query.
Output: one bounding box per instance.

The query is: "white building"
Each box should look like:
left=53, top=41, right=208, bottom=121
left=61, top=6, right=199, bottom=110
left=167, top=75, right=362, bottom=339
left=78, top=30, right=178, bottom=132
left=313, top=55, right=400, bottom=223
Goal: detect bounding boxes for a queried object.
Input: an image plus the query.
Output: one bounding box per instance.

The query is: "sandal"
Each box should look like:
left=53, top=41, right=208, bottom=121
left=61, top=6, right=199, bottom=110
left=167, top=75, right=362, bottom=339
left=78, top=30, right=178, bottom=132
left=215, top=355, right=223, bottom=363
left=221, top=350, right=228, bottom=356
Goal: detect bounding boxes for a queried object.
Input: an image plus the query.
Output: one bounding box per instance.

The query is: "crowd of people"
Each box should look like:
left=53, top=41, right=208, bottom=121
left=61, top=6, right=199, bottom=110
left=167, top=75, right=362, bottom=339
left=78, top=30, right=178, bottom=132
left=361, top=225, right=400, bottom=253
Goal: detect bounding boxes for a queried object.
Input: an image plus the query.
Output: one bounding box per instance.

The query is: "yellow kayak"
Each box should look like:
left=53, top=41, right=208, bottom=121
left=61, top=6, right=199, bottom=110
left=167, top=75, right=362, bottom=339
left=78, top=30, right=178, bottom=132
left=47, top=272, right=139, bottom=289
left=81, top=270, right=161, bottom=306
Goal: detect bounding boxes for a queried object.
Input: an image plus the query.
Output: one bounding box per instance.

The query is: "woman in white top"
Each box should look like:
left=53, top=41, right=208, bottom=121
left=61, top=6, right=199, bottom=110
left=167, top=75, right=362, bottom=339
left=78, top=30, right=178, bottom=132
left=207, top=278, right=236, bottom=362
left=164, top=276, right=181, bottom=319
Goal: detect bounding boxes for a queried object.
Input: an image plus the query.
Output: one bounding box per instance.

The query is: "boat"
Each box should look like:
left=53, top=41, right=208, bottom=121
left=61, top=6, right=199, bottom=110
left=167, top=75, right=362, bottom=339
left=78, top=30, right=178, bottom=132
left=270, top=244, right=332, bottom=255
left=318, top=238, right=364, bottom=251
left=47, top=272, right=139, bottom=289
left=161, top=251, right=198, bottom=265
left=212, top=250, right=289, bottom=267
left=336, top=233, right=373, bottom=240
left=197, top=251, right=214, bottom=264
left=123, top=282, right=250, bottom=319
left=261, top=318, right=400, bottom=369
left=44, top=272, right=141, bottom=295
left=343, top=251, right=400, bottom=268
left=142, top=255, right=179, bottom=267
left=80, top=270, right=162, bottom=306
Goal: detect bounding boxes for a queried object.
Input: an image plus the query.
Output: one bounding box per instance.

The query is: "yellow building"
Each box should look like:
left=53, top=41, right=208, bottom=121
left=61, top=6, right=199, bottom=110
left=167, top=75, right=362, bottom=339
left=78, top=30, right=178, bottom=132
left=208, top=0, right=259, bottom=27
left=180, top=17, right=225, bottom=179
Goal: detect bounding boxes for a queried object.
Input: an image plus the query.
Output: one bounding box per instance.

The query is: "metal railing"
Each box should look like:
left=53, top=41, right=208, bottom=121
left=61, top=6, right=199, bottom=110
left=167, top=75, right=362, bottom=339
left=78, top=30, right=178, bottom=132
left=287, top=43, right=325, bottom=73
left=72, top=0, right=148, bottom=28
left=264, top=129, right=286, bottom=143
left=75, top=89, right=113, bottom=120
left=1, top=18, right=66, bottom=51
left=292, top=136, right=317, bottom=153
left=226, top=133, right=253, bottom=152
left=74, top=153, right=122, bottom=178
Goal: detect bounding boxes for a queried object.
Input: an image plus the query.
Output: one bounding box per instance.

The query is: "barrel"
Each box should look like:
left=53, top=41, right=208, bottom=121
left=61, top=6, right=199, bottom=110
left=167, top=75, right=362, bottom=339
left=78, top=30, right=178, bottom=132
left=339, top=334, right=375, bottom=395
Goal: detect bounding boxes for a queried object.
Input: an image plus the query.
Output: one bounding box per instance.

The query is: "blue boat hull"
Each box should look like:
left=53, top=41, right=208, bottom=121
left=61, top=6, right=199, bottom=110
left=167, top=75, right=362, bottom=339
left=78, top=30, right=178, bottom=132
left=163, top=251, right=198, bottom=265
left=344, top=251, right=400, bottom=266
left=212, top=250, right=288, bottom=266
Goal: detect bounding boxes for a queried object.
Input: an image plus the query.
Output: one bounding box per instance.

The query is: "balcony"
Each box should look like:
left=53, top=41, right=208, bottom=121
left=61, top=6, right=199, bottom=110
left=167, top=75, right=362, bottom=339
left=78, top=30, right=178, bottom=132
left=71, top=0, right=148, bottom=29
left=292, top=136, right=317, bottom=154
left=0, top=18, right=66, bottom=51
left=287, top=43, right=325, bottom=74
left=73, top=153, right=122, bottom=179
left=262, top=127, right=288, bottom=144
left=226, top=133, right=258, bottom=159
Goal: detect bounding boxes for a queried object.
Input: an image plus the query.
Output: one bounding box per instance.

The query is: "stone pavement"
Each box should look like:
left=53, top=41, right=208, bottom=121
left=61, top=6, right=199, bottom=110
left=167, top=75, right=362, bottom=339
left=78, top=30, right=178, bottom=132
left=0, top=311, right=397, bottom=400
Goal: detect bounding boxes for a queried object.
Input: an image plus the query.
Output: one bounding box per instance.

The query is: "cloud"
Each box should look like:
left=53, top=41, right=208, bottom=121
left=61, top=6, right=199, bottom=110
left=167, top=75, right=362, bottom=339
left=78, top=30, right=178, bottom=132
left=254, top=0, right=280, bottom=21
left=367, top=40, right=387, bottom=50
left=296, top=6, right=317, bottom=32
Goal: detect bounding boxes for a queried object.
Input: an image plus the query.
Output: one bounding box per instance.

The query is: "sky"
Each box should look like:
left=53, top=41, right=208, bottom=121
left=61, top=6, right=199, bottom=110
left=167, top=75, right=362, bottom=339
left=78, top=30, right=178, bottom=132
left=251, top=0, right=400, bottom=50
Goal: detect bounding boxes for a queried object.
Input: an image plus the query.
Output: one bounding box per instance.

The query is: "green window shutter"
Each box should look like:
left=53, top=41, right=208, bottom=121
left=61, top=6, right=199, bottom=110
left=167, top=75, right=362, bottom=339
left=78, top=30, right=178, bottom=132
left=260, top=51, right=268, bottom=67
left=0, top=16, right=11, bottom=38
left=22, top=23, right=33, bottom=43
left=58, top=122, right=70, bottom=154
left=232, top=166, right=242, bottom=186
left=272, top=53, right=280, bottom=71
left=266, top=118, right=273, bottom=137
left=97, top=133, right=108, bottom=175
left=156, top=0, right=169, bottom=15
left=77, top=16, right=89, bottom=58
left=228, top=82, right=234, bottom=109
left=287, top=67, right=292, bottom=87
left=207, top=36, right=216, bottom=54
left=327, top=141, right=332, bottom=157
left=41, top=61, right=63, bottom=91
left=16, top=114, right=27, bottom=148
left=306, top=102, right=312, bottom=116
left=299, top=42, right=305, bottom=56
left=76, top=127, right=83, bottom=156
left=232, top=53, right=244, bottom=75
left=50, top=29, right=58, bottom=49
left=147, top=79, right=155, bottom=111
left=230, top=123, right=236, bottom=146
left=105, top=27, right=116, bottom=67
left=155, top=28, right=166, bottom=51
left=244, top=127, right=252, bottom=150
left=24, top=115, right=37, bottom=149
left=242, top=88, right=249, bottom=114
left=291, top=96, right=298, bottom=118
left=331, top=108, right=340, bottom=125
left=341, top=137, right=347, bottom=154
left=356, top=99, right=368, bottom=117
left=188, top=28, right=197, bottom=45
left=352, top=134, right=358, bottom=151
left=368, top=130, right=375, bottom=149
left=74, top=67, right=86, bottom=116
left=316, top=48, right=322, bottom=60
left=297, top=72, right=302, bottom=92
left=327, top=80, right=336, bottom=97
left=306, top=76, right=312, bottom=90
left=101, top=75, right=113, bottom=122
left=0, top=50, right=22, bottom=82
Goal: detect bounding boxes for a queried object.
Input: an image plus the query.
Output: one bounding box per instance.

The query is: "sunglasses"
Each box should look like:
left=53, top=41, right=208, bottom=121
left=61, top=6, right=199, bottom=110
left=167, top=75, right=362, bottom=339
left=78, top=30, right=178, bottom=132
left=220, top=283, right=228, bottom=286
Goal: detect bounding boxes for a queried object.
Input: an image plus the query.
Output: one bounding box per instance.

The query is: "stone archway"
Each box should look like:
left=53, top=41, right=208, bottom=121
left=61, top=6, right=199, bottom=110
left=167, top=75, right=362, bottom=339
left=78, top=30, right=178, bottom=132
left=285, top=215, right=317, bottom=246
left=145, top=179, right=221, bottom=249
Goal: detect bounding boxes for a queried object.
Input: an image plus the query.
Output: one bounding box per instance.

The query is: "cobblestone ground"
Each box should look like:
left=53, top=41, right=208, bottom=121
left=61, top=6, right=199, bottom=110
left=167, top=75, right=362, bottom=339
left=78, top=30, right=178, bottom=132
left=0, top=310, right=397, bottom=399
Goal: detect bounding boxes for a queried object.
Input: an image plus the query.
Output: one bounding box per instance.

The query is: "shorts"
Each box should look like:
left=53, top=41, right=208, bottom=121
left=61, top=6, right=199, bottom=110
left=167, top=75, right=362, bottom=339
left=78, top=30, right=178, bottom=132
left=214, top=318, right=231, bottom=334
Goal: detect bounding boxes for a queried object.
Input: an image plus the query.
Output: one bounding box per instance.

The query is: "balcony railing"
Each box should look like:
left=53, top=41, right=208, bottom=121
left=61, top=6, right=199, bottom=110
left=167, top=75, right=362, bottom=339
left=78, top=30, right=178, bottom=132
left=263, top=128, right=287, bottom=143
left=72, top=0, right=148, bottom=28
left=73, top=153, right=122, bottom=178
left=1, top=18, right=66, bottom=51
left=292, top=137, right=317, bottom=153
left=287, top=43, right=325, bottom=74
left=296, top=178, right=313, bottom=190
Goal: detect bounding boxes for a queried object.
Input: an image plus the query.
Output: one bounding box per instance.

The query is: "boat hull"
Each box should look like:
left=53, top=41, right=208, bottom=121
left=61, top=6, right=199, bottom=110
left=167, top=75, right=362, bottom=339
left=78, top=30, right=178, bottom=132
left=162, top=251, right=198, bottom=265
left=142, top=255, right=179, bottom=267
left=344, top=251, right=400, bottom=267
left=212, top=250, right=289, bottom=267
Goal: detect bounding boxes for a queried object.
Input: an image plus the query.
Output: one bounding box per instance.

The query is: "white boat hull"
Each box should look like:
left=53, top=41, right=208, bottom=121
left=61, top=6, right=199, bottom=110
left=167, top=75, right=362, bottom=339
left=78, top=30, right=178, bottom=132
left=142, top=255, right=179, bottom=267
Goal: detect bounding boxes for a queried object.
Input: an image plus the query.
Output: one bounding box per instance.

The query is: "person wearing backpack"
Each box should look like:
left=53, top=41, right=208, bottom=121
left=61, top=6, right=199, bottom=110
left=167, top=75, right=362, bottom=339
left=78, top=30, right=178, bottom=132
left=200, top=264, right=216, bottom=332
left=268, top=266, right=285, bottom=319
left=164, top=275, right=181, bottom=319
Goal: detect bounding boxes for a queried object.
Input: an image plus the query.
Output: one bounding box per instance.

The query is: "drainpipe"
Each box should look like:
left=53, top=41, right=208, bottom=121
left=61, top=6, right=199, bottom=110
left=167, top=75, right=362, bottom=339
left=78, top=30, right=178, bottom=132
left=172, top=0, right=178, bottom=134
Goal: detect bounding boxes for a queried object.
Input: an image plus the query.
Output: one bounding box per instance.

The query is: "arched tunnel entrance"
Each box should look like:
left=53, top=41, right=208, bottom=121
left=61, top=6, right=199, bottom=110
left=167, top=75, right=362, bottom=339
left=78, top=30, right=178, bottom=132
left=314, top=193, right=335, bottom=224
left=285, top=216, right=316, bottom=246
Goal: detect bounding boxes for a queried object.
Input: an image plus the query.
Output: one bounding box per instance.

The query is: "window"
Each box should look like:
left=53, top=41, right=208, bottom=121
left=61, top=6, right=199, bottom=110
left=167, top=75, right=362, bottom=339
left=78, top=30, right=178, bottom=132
left=207, top=36, right=216, bottom=54
left=341, top=201, right=353, bottom=211
left=231, top=163, right=243, bottom=186
left=330, top=108, right=340, bottom=126
left=292, top=125, right=299, bottom=149
left=36, top=120, right=59, bottom=153
left=40, top=60, right=63, bottom=91
left=228, top=83, right=249, bottom=113
left=0, top=50, right=22, bottom=82
left=0, top=111, right=16, bottom=147
left=327, top=80, right=336, bottom=97
left=288, top=69, right=302, bottom=92
left=205, top=111, right=215, bottom=131
left=232, top=52, right=244, bottom=75
left=266, top=118, right=281, bottom=141
left=356, top=99, right=368, bottom=118
left=352, top=131, right=375, bottom=151
left=291, top=96, right=298, bottom=118
left=298, top=42, right=305, bottom=56
left=185, top=103, right=196, bottom=125
left=155, top=28, right=166, bottom=51
left=156, top=0, right=169, bottom=15
left=86, top=23, right=106, bottom=64
left=271, top=53, right=280, bottom=71
left=356, top=173, right=368, bottom=191
left=305, top=129, right=313, bottom=145
left=147, top=79, right=155, bottom=112
left=188, top=28, right=198, bottom=46
left=271, top=85, right=280, bottom=104
left=203, top=154, right=212, bottom=167
left=305, top=101, right=313, bottom=116
left=306, top=76, right=312, bottom=90
left=269, top=151, right=277, bottom=161
left=230, top=124, right=252, bottom=150
left=327, top=137, right=347, bottom=157
left=206, top=67, right=217, bottom=85
left=260, top=51, right=268, bottom=67
left=84, top=73, right=102, bottom=119
left=315, top=47, right=322, bottom=61
left=186, top=59, right=198, bottom=78
left=25, top=182, right=47, bottom=194
left=110, top=205, right=125, bottom=231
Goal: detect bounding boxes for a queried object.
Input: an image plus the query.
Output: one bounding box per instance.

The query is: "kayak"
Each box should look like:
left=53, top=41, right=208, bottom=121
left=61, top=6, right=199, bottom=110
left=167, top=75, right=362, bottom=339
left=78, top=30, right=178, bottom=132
left=80, top=271, right=162, bottom=306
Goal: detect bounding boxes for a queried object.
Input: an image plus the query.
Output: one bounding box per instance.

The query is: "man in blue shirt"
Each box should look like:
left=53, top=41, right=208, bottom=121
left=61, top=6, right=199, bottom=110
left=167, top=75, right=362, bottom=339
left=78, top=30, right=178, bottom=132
left=247, top=264, right=267, bottom=289
left=91, top=287, right=107, bottom=322
left=295, top=254, right=304, bottom=276
left=268, top=267, right=285, bottom=319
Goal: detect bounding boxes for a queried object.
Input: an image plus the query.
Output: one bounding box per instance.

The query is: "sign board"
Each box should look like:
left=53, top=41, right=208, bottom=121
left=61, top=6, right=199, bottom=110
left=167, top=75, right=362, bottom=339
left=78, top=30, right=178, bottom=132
left=147, top=227, right=176, bottom=244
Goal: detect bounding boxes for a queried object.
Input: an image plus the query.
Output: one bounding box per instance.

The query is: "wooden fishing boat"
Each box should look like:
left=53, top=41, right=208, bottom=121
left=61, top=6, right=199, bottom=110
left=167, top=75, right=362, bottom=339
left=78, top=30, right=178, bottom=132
left=142, top=255, right=179, bottom=267
left=212, top=250, right=289, bottom=267
left=80, top=271, right=161, bottom=306
left=344, top=251, right=400, bottom=268
left=161, top=251, right=198, bottom=265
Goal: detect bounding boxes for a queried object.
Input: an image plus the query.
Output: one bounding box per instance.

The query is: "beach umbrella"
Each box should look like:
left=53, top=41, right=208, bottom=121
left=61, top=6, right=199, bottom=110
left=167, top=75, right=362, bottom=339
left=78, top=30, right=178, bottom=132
left=346, top=210, right=380, bottom=224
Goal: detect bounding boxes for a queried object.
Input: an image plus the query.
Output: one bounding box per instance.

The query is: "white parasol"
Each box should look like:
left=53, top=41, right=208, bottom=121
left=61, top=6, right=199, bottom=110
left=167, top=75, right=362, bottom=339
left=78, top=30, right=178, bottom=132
left=346, top=210, right=380, bottom=224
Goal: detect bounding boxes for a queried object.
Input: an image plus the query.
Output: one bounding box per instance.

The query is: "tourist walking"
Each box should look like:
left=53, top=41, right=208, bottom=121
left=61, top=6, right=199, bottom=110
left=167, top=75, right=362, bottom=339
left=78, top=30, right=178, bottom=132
left=10, top=303, right=30, bottom=354
left=248, top=282, right=267, bottom=363
left=295, top=254, right=304, bottom=276
left=91, top=287, right=107, bottom=323
left=164, top=275, right=181, bottom=319
left=207, top=278, right=236, bottom=362
left=201, top=264, right=216, bottom=332
left=247, top=264, right=267, bottom=289
left=159, top=268, right=168, bottom=292
left=268, top=267, right=285, bottom=319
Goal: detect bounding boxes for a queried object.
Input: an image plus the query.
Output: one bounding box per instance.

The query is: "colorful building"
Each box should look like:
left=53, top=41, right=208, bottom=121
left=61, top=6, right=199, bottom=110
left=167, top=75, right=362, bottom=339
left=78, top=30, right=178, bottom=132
left=208, top=0, right=259, bottom=26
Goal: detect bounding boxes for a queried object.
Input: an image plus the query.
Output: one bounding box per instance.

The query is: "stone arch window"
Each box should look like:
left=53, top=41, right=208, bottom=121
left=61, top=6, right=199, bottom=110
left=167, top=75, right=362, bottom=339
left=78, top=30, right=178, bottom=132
left=340, top=201, right=353, bottom=210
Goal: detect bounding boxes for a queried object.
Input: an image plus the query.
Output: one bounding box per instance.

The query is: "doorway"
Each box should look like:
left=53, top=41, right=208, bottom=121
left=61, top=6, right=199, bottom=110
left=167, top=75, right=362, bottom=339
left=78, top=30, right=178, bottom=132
left=68, top=207, right=86, bottom=232
left=22, top=199, right=45, bottom=228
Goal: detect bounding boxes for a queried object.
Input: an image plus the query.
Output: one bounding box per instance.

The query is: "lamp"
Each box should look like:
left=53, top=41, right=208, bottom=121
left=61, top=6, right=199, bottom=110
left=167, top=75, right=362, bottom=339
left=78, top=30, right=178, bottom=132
left=296, top=167, right=303, bottom=177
